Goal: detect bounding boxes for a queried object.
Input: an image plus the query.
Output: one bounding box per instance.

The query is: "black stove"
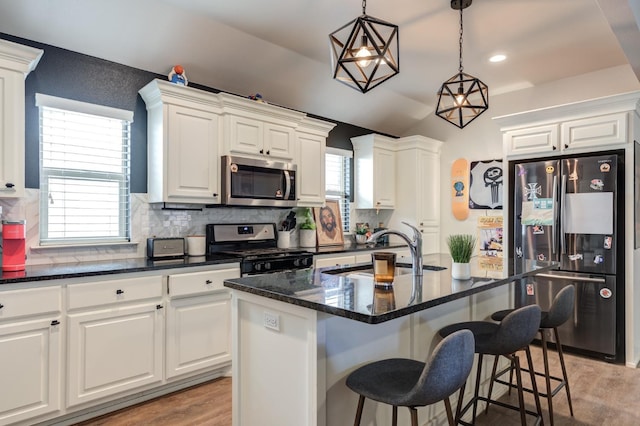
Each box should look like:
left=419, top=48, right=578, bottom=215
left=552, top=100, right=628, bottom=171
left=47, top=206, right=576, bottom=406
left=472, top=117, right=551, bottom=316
left=206, top=223, right=314, bottom=276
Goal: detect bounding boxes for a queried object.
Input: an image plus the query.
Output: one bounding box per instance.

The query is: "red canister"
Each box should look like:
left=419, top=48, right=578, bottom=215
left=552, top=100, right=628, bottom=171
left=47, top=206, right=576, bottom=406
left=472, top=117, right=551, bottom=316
left=2, top=220, right=26, bottom=272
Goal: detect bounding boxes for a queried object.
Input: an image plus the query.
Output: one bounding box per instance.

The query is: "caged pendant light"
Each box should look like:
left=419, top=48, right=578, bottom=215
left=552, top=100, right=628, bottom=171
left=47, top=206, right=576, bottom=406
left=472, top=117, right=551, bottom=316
left=436, top=0, right=488, bottom=129
left=329, top=0, right=399, bottom=93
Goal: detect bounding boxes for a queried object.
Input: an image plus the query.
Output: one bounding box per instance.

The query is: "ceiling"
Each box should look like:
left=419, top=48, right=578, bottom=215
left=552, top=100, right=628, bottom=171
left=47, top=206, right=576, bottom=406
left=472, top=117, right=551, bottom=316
left=0, top=0, right=639, bottom=135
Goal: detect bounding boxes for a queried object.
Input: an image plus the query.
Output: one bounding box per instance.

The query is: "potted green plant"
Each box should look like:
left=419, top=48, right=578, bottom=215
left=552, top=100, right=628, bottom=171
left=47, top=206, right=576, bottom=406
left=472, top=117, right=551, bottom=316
left=446, top=234, right=476, bottom=280
left=298, top=208, right=317, bottom=248
left=354, top=224, right=370, bottom=244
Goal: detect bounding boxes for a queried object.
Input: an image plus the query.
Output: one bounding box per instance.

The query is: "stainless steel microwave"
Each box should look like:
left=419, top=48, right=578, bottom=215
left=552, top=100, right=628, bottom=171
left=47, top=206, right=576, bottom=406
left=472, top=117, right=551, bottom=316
left=220, top=155, right=297, bottom=207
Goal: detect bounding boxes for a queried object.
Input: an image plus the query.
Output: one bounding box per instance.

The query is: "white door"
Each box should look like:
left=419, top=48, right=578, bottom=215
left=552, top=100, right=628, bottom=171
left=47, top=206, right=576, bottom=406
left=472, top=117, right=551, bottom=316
left=166, top=104, right=220, bottom=202
left=0, top=318, right=61, bottom=424
left=66, top=303, right=163, bottom=407
left=166, top=292, right=231, bottom=379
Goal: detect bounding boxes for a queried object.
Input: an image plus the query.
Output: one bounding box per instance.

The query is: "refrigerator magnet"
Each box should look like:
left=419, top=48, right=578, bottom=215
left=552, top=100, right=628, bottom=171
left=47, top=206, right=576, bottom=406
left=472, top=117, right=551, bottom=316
left=600, top=288, right=612, bottom=299
left=526, top=283, right=535, bottom=296
left=604, top=236, right=612, bottom=249
left=600, top=163, right=611, bottom=172
left=532, top=225, right=544, bottom=235
left=590, top=179, right=604, bottom=190
left=568, top=253, right=583, bottom=261
left=594, top=254, right=604, bottom=264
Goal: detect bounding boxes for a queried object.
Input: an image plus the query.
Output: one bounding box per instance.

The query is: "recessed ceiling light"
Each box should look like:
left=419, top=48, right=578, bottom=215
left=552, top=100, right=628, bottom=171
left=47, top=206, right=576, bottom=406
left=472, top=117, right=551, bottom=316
left=489, top=54, right=507, bottom=63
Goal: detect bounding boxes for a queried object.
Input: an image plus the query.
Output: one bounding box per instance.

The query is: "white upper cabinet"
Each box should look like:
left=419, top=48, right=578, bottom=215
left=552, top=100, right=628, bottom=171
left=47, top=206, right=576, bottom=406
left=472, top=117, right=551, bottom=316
left=0, top=39, right=43, bottom=198
left=219, top=93, right=305, bottom=162
left=391, top=136, right=443, bottom=254
left=296, top=117, right=336, bottom=207
left=497, top=93, right=639, bottom=159
left=139, top=79, right=222, bottom=204
left=352, top=134, right=397, bottom=209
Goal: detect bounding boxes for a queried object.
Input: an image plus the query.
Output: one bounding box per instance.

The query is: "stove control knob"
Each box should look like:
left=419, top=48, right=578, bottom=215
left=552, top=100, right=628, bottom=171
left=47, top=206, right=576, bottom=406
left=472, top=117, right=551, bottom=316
left=265, top=262, right=271, bottom=270
left=293, top=258, right=301, bottom=267
left=255, top=263, right=262, bottom=271
left=303, top=258, right=312, bottom=267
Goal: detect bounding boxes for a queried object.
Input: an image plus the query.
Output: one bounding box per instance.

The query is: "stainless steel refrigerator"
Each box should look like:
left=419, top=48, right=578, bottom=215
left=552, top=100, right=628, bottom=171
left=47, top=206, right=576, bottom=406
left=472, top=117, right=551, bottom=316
left=510, top=152, right=624, bottom=361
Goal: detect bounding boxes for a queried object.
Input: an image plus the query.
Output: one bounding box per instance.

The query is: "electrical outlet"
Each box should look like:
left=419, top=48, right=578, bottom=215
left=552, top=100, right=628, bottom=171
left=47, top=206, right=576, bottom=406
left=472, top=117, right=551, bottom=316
left=263, top=311, right=280, bottom=331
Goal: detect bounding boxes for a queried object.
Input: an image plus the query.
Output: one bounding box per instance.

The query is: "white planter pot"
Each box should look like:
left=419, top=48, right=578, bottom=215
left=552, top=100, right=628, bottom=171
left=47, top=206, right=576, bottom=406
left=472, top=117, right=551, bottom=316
left=451, top=262, right=471, bottom=280
left=355, top=234, right=368, bottom=244
left=299, top=229, right=316, bottom=248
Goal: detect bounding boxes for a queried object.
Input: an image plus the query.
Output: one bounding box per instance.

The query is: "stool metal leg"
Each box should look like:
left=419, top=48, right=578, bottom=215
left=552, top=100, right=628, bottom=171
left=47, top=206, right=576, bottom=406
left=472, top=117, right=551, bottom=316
left=484, top=355, right=501, bottom=415
left=354, top=395, right=365, bottom=426
left=471, top=353, right=484, bottom=425
left=554, top=327, right=574, bottom=416
left=524, top=345, right=544, bottom=424
left=541, top=329, right=555, bottom=425
left=512, top=353, right=528, bottom=425
left=392, top=405, right=398, bottom=426
left=408, top=407, right=418, bottom=426
left=444, top=397, right=455, bottom=426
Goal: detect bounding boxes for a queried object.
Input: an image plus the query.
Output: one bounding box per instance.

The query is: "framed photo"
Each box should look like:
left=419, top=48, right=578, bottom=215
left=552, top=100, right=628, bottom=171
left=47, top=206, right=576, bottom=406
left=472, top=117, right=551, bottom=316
left=314, top=200, right=344, bottom=246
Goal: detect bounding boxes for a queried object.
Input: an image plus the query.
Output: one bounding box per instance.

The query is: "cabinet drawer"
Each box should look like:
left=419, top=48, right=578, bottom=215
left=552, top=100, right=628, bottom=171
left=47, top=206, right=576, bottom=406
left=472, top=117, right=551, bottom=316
left=0, top=286, right=61, bottom=320
left=168, top=266, right=240, bottom=298
left=67, top=276, right=163, bottom=310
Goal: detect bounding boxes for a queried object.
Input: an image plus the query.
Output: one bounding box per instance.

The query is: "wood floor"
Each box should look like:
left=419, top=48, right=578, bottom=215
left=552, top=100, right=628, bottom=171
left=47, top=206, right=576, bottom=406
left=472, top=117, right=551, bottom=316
left=75, top=346, right=640, bottom=426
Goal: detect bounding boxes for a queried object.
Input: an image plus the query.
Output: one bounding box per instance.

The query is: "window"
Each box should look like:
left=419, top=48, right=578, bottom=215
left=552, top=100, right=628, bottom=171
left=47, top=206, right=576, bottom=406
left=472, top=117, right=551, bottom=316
left=325, top=147, right=352, bottom=232
left=36, top=94, right=132, bottom=245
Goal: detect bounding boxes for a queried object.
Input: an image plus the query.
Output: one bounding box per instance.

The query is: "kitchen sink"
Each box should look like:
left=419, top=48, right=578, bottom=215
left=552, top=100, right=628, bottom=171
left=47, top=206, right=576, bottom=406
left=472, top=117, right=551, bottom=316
left=323, top=262, right=445, bottom=277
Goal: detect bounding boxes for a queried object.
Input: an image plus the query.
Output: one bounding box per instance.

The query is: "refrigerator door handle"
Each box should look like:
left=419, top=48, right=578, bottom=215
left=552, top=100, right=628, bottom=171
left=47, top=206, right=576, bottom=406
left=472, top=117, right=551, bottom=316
left=535, top=273, right=606, bottom=283
left=560, top=174, right=567, bottom=254
left=552, top=175, right=558, bottom=254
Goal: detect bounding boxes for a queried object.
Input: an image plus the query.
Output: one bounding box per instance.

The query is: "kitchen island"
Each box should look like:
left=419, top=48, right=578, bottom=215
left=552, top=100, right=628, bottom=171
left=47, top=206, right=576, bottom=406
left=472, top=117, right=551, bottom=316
left=224, top=254, right=557, bottom=426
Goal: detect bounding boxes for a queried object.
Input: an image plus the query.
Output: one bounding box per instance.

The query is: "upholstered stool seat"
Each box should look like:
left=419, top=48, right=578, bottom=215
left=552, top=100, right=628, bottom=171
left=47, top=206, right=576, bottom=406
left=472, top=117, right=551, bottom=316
left=438, top=304, right=543, bottom=426
left=490, top=285, right=575, bottom=425
left=346, top=329, right=475, bottom=426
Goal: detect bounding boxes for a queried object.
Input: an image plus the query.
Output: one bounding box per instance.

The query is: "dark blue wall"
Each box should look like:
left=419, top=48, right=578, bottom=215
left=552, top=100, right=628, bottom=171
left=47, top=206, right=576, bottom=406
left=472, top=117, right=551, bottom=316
left=1, top=33, right=394, bottom=195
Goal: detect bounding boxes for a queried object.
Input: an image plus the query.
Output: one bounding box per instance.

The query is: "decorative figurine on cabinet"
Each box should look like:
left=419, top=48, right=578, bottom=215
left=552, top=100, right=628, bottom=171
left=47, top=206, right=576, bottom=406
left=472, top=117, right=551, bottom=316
left=168, top=65, right=188, bottom=86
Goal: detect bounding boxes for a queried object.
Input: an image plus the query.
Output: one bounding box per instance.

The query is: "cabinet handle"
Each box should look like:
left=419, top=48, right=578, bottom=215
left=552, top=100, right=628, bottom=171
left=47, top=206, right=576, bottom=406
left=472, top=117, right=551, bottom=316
left=5, top=182, right=14, bottom=188
left=51, top=320, right=60, bottom=326
left=116, top=289, right=124, bottom=295
left=260, top=149, right=264, bottom=154
left=552, top=146, right=557, bottom=150
left=0, top=303, right=4, bottom=309
left=212, top=193, right=218, bottom=197
left=156, top=304, right=163, bottom=310
left=266, top=150, right=270, bottom=155
left=564, top=144, right=569, bottom=149
left=205, top=279, right=213, bottom=284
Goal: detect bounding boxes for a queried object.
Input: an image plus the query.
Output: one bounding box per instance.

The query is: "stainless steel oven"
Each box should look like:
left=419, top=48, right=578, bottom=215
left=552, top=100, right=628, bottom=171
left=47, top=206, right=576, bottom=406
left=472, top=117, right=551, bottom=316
left=221, top=156, right=297, bottom=207
left=206, top=223, right=313, bottom=276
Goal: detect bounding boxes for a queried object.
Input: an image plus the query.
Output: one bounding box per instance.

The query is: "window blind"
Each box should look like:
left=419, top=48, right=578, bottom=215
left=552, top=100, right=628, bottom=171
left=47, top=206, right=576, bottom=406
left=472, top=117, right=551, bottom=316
left=36, top=94, right=132, bottom=245
left=325, top=149, right=352, bottom=232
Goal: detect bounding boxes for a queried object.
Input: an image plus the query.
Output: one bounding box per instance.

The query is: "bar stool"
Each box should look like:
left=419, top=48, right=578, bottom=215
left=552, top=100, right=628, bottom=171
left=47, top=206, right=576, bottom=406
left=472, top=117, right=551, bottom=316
left=438, top=304, right=543, bottom=426
left=490, top=285, right=575, bottom=425
left=345, top=329, right=475, bottom=426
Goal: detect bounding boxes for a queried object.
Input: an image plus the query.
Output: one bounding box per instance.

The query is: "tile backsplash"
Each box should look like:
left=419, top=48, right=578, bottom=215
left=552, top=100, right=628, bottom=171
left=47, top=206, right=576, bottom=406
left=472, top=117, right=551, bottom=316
left=0, top=190, right=391, bottom=265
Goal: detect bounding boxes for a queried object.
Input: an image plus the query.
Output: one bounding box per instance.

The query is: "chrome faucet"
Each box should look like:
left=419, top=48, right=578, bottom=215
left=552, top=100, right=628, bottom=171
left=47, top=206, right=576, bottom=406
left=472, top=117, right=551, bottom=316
left=367, top=222, right=423, bottom=276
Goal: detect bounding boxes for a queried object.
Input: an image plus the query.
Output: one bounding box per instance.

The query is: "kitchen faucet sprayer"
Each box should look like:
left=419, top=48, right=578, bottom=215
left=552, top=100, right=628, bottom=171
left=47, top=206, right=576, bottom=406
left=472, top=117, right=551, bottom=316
left=367, top=222, right=423, bottom=276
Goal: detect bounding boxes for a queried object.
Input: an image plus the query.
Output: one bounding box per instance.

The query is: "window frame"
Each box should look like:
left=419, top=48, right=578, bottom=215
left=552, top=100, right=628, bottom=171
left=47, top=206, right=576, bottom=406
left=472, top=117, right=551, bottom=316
left=325, top=147, right=352, bottom=233
left=35, top=93, right=133, bottom=246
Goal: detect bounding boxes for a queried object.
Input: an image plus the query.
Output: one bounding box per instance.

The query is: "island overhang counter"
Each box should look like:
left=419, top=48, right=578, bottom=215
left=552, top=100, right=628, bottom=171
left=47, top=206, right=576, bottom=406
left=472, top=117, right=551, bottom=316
left=224, top=254, right=557, bottom=426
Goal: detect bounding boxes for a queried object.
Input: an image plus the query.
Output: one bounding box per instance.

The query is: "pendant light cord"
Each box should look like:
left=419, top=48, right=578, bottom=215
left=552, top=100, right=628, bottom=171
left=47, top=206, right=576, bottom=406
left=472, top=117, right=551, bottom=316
left=458, top=6, right=464, bottom=73
left=362, top=0, right=367, bottom=15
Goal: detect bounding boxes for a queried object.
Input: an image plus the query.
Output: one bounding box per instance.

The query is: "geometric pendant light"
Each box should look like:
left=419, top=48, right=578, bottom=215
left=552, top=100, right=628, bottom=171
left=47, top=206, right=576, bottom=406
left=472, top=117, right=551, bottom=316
left=329, top=0, right=399, bottom=93
left=436, top=0, right=488, bottom=128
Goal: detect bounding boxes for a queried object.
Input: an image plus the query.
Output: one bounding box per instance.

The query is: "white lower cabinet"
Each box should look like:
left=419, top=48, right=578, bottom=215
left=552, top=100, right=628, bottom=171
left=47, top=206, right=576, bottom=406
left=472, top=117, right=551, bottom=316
left=0, top=286, right=61, bottom=426
left=66, top=276, right=164, bottom=408
left=165, top=266, right=239, bottom=379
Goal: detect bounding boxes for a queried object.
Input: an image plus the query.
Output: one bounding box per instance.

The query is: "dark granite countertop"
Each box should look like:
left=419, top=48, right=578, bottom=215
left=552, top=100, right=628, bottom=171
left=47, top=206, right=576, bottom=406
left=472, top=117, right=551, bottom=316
left=223, top=254, right=559, bottom=324
left=0, top=242, right=403, bottom=286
